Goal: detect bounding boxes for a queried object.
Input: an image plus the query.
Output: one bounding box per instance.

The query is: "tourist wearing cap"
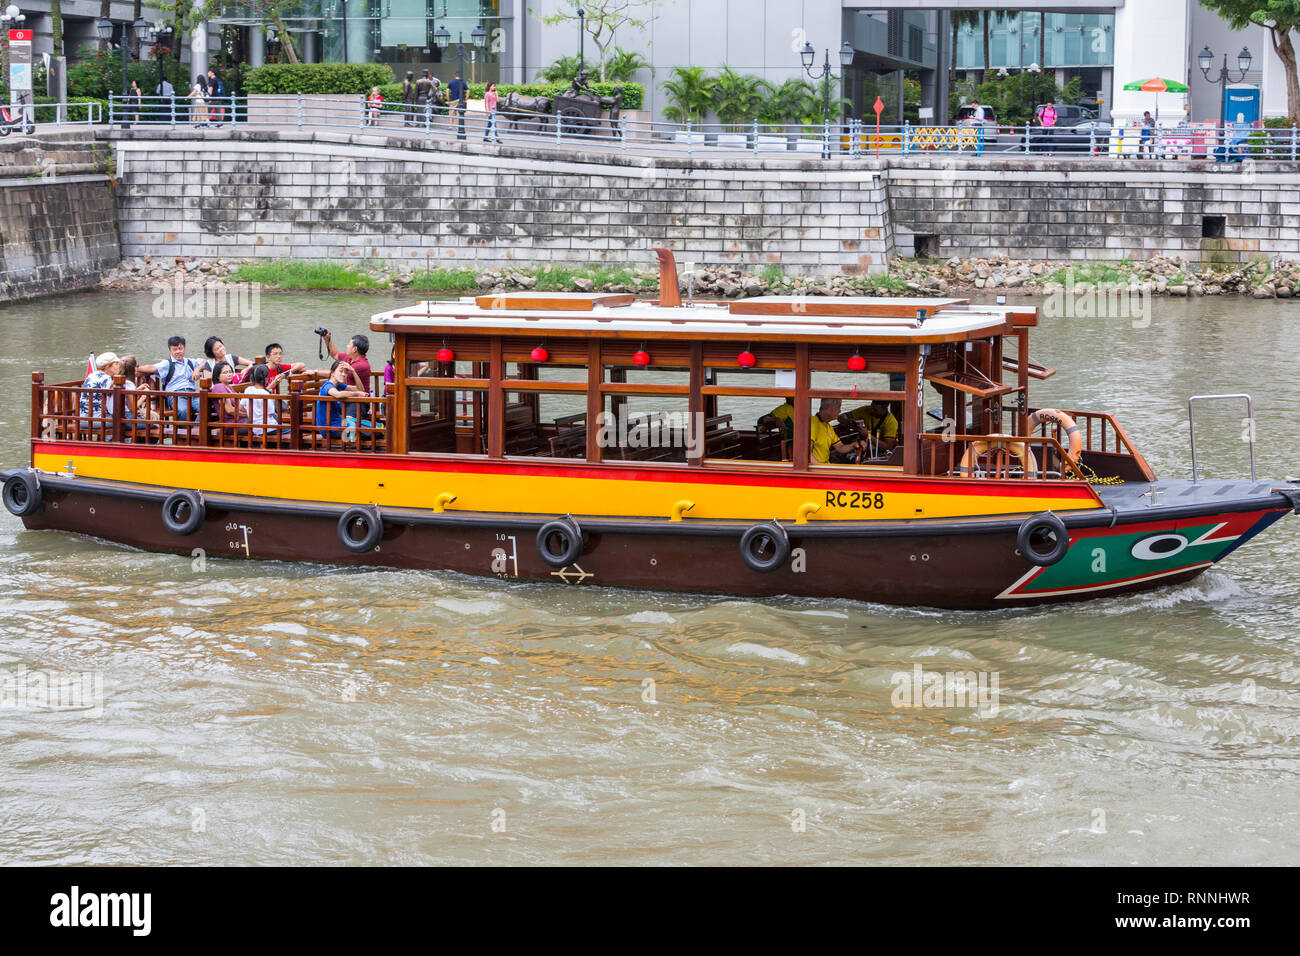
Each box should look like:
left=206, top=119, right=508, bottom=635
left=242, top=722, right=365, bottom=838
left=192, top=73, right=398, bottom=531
left=80, top=351, right=124, bottom=427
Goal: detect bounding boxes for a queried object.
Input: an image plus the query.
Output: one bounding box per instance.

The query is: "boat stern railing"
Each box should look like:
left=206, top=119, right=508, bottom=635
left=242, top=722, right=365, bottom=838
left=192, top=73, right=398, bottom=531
left=1187, top=393, right=1256, bottom=482
left=1003, top=406, right=1157, bottom=482
left=920, top=432, right=1090, bottom=482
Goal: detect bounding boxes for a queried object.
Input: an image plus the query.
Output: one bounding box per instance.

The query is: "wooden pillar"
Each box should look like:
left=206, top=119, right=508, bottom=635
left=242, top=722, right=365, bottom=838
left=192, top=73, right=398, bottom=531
left=488, top=338, right=504, bottom=458
left=687, top=341, right=703, bottom=467
left=31, top=372, right=44, bottom=444
left=289, top=379, right=304, bottom=450
left=585, top=339, right=602, bottom=462
left=903, top=344, right=920, bottom=475
left=1015, top=327, right=1030, bottom=436
left=110, top=374, right=126, bottom=444
left=793, top=343, right=810, bottom=471
left=391, top=333, right=408, bottom=454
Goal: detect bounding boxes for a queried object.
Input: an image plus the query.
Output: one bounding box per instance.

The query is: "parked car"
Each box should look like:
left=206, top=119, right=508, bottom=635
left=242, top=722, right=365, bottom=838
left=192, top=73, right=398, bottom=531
left=1049, top=119, right=1112, bottom=153
left=1032, top=103, right=1097, bottom=126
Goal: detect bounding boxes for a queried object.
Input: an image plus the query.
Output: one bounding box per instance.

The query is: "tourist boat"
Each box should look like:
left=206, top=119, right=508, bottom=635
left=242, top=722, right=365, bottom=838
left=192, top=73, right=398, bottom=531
left=4, top=250, right=1298, bottom=609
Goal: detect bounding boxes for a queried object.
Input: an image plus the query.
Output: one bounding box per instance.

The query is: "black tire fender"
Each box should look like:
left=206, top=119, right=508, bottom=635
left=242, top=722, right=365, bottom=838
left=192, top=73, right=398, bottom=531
left=338, top=505, right=383, bottom=553
left=536, top=516, right=583, bottom=568
left=739, top=521, right=791, bottom=573
left=1016, top=512, right=1070, bottom=566
left=2, top=470, right=42, bottom=517
left=162, top=490, right=205, bottom=536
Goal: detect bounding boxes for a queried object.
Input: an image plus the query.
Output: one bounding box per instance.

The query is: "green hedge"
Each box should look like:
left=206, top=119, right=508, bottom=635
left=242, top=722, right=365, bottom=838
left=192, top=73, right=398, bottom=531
left=368, top=80, right=644, bottom=112
left=246, top=63, right=396, bottom=95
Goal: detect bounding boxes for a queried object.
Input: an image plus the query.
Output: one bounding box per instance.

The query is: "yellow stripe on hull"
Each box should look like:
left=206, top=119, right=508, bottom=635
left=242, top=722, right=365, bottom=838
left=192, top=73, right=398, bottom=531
left=34, top=447, right=1100, bottom=523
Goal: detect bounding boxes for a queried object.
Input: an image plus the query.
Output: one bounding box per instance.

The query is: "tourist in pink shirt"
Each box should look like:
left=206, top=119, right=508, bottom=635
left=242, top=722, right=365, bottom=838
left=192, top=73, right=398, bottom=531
left=483, top=82, right=501, bottom=143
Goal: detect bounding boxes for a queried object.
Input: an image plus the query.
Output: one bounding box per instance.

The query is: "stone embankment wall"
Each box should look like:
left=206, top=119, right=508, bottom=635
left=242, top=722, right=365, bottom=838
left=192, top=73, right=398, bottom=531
left=0, top=133, right=120, bottom=302
left=108, top=128, right=894, bottom=274
left=103, top=128, right=1299, bottom=275
left=887, top=158, right=1300, bottom=262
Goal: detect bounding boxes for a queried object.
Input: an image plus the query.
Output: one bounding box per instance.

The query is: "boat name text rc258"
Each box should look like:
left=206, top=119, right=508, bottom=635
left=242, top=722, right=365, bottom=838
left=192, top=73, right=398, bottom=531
left=825, top=491, right=886, bottom=510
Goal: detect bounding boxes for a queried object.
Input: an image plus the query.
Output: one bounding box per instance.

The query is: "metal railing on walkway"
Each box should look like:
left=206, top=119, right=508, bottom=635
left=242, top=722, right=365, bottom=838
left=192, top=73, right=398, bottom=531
left=105, top=94, right=1300, bottom=163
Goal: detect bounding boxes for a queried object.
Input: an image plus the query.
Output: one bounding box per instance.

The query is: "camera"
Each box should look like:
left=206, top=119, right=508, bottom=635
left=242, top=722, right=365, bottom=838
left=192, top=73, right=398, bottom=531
left=314, top=327, right=329, bottom=337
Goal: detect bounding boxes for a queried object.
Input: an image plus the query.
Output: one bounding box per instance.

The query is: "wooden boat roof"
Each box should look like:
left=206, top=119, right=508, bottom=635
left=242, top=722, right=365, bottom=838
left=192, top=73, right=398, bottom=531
left=371, top=293, right=1037, bottom=345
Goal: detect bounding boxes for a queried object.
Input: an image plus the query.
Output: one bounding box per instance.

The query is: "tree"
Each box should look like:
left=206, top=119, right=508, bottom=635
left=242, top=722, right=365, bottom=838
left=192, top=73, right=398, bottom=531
left=950, top=10, right=980, bottom=81
left=539, top=0, right=657, bottom=83
left=661, top=65, right=714, bottom=123
left=710, top=66, right=765, bottom=128
left=51, top=0, right=63, bottom=56
left=757, top=78, right=818, bottom=127
left=99, top=0, right=112, bottom=51
left=1199, top=0, right=1300, bottom=124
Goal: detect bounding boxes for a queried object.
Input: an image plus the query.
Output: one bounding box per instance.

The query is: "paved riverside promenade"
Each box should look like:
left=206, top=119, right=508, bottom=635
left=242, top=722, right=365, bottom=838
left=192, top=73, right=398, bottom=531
left=96, top=125, right=1300, bottom=273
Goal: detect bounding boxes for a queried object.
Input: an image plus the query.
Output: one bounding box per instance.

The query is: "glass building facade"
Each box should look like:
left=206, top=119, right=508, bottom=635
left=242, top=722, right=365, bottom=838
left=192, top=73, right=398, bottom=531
left=218, top=0, right=506, bottom=84
left=954, top=11, right=1115, bottom=70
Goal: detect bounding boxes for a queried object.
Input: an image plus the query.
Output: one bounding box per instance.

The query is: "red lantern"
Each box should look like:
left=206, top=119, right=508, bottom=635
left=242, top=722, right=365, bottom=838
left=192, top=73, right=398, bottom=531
left=530, top=346, right=549, bottom=363
left=436, top=347, right=455, bottom=363
left=737, top=350, right=756, bottom=368
left=847, top=354, right=866, bottom=372
left=633, top=350, right=651, bottom=367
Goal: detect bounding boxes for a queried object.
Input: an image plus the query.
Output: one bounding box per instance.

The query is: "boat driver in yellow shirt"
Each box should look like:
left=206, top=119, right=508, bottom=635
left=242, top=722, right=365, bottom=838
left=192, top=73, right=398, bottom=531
left=810, top=399, right=865, bottom=463
left=843, top=399, right=899, bottom=452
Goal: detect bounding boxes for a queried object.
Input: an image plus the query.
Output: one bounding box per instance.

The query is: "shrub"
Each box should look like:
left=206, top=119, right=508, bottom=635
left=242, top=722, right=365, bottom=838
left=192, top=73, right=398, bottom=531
left=245, top=63, right=396, bottom=95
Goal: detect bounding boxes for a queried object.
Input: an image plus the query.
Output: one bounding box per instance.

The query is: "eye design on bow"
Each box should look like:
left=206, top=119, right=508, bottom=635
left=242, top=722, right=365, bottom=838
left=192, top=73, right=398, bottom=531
left=1130, top=534, right=1188, bottom=561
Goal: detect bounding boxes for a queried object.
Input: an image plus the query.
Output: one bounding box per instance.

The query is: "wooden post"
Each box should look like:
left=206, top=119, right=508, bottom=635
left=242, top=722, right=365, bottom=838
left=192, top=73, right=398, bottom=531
left=30, top=372, right=44, bottom=443
left=903, top=345, right=920, bottom=475
left=391, top=333, right=408, bottom=455
left=585, top=339, right=602, bottom=462
left=487, top=337, right=504, bottom=458
left=687, top=341, right=703, bottom=466
left=197, top=374, right=210, bottom=446
left=1015, top=327, right=1030, bottom=436
left=793, top=343, right=810, bottom=472
left=110, top=374, right=126, bottom=443
left=289, top=379, right=304, bottom=451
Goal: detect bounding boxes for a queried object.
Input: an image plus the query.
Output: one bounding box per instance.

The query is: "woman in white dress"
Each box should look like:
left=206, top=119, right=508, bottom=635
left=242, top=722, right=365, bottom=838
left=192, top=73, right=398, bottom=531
left=188, top=76, right=208, bottom=127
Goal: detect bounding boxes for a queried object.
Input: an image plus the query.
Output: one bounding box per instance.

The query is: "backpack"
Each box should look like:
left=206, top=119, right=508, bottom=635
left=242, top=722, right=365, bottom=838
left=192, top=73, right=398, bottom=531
left=160, top=357, right=197, bottom=391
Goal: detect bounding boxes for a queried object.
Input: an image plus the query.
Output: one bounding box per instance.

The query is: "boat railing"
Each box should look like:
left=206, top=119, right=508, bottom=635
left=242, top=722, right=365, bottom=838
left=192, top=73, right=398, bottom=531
left=32, top=374, right=391, bottom=454
left=920, top=432, right=1090, bottom=482
left=1002, top=406, right=1157, bottom=482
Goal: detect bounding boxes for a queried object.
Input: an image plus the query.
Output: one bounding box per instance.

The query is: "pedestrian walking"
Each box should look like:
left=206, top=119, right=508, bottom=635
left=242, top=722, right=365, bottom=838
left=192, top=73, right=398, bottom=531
left=156, top=76, right=175, bottom=122
left=1039, top=100, right=1058, bottom=154
left=483, top=81, right=501, bottom=143
left=127, top=80, right=142, bottom=126
left=188, top=76, right=208, bottom=128
left=402, top=71, right=415, bottom=126
left=448, top=70, right=468, bottom=139
left=206, top=69, right=226, bottom=126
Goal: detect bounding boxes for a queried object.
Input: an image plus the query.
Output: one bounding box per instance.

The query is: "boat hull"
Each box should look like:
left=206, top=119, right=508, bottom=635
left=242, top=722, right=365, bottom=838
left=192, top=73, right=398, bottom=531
left=11, top=474, right=1294, bottom=610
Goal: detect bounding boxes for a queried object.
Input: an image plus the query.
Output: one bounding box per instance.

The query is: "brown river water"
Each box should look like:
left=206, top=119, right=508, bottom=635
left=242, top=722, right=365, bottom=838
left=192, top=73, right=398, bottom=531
left=0, top=290, right=1297, bottom=865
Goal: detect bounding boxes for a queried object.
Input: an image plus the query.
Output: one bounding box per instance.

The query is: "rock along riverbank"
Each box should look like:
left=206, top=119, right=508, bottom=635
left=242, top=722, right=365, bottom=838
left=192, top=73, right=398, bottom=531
left=97, top=254, right=1300, bottom=300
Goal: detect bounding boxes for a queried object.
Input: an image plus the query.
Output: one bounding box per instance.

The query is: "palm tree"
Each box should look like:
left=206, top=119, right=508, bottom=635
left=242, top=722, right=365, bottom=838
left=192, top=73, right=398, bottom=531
left=758, top=78, right=816, bottom=127
left=711, top=66, right=766, bottom=129
left=950, top=10, right=980, bottom=82
left=662, top=66, right=714, bottom=124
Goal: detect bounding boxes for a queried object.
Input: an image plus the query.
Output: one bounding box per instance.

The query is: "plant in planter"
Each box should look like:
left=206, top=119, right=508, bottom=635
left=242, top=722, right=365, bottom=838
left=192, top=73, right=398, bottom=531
left=711, top=66, right=767, bottom=136
left=662, top=66, right=714, bottom=125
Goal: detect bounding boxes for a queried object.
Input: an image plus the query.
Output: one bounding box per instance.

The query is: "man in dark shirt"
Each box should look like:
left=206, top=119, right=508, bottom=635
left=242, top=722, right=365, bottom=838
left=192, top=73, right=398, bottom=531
left=448, top=70, right=468, bottom=139
left=323, top=331, right=372, bottom=394
left=206, top=69, right=226, bottom=126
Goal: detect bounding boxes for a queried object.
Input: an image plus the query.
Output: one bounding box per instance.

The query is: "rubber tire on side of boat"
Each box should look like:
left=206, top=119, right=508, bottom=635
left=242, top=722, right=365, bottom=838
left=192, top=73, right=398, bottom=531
left=739, top=521, right=790, bottom=574
left=2, top=470, right=42, bottom=517
left=338, top=505, right=384, bottom=554
left=536, top=517, right=584, bottom=568
left=161, top=490, right=206, bottom=536
left=1016, top=512, right=1070, bottom=566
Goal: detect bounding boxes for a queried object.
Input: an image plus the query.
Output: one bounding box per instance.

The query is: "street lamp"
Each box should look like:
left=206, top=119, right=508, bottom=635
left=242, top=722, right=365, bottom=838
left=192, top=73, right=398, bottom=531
left=577, top=8, right=585, bottom=76
left=1199, top=44, right=1252, bottom=127
left=148, top=22, right=174, bottom=98
left=1, top=4, right=25, bottom=107
left=97, top=15, right=150, bottom=127
left=800, top=40, right=854, bottom=156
